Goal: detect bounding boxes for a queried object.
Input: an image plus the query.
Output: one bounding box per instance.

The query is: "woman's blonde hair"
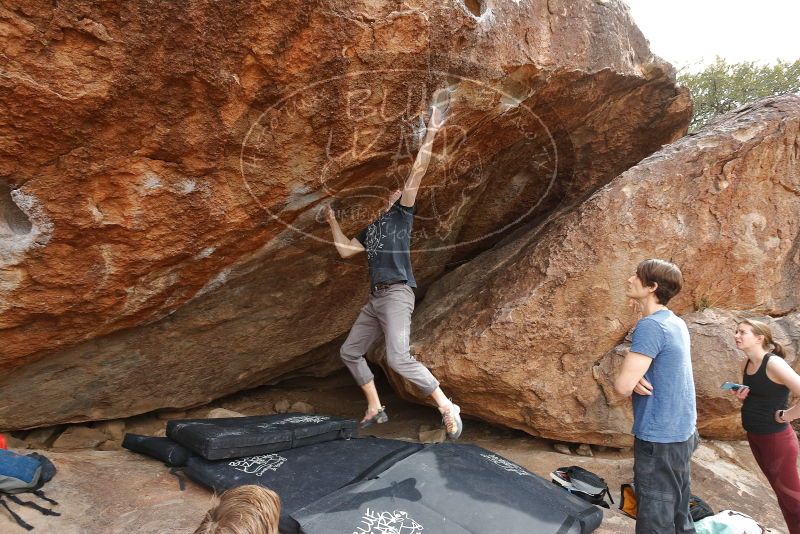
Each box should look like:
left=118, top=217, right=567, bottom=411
left=738, top=318, right=787, bottom=358
left=194, top=485, right=281, bottom=534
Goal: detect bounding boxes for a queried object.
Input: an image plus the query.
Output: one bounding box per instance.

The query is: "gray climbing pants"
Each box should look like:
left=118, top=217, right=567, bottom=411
left=340, top=284, right=439, bottom=396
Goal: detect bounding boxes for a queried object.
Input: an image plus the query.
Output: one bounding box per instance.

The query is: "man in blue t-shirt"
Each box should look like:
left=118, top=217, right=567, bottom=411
left=323, top=88, right=463, bottom=441
left=614, top=259, right=698, bottom=533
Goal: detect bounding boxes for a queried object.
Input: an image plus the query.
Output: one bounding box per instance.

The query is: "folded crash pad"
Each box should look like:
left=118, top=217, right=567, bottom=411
left=184, top=436, right=422, bottom=534
left=167, top=413, right=358, bottom=460
left=122, top=434, right=191, bottom=467
left=291, top=443, right=603, bottom=534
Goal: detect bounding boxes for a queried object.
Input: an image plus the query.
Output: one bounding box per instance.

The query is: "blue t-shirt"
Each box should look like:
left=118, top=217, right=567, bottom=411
left=630, top=309, right=697, bottom=443
left=355, top=201, right=417, bottom=288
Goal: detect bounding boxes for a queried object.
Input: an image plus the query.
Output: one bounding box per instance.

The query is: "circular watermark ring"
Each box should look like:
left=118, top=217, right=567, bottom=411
left=239, top=65, right=569, bottom=254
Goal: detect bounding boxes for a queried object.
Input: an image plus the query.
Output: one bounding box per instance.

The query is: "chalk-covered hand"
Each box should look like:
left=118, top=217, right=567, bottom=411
left=428, top=88, right=451, bottom=129
left=324, top=205, right=336, bottom=225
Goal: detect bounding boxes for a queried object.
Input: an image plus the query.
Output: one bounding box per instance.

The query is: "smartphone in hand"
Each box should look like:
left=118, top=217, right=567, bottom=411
left=721, top=381, right=747, bottom=391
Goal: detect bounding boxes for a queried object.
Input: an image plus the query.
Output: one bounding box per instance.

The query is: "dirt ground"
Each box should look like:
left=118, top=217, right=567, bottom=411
left=0, top=370, right=791, bottom=533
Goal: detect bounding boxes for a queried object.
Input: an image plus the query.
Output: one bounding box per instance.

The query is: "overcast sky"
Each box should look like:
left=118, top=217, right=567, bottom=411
left=623, top=0, right=800, bottom=70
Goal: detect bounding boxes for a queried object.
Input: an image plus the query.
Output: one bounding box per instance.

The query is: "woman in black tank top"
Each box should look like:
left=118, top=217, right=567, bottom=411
left=741, top=352, right=790, bottom=434
left=730, top=319, right=800, bottom=534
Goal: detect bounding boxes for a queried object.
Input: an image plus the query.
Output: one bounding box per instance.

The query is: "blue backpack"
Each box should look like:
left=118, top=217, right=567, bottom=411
left=0, top=449, right=59, bottom=530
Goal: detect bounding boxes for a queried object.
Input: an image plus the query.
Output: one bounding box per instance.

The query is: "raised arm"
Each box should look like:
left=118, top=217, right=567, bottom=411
left=325, top=205, right=364, bottom=259
left=400, top=88, right=450, bottom=208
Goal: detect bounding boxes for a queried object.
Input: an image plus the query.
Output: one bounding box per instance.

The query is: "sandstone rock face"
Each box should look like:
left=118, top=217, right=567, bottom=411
left=0, top=1, right=689, bottom=429
left=51, top=425, right=108, bottom=450
left=205, top=408, right=245, bottom=419
left=386, top=96, right=800, bottom=447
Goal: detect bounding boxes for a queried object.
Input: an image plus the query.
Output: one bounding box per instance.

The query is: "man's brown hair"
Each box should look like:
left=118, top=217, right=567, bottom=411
left=194, top=485, right=281, bottom=534
left=636, top=259, right=683, bottom=305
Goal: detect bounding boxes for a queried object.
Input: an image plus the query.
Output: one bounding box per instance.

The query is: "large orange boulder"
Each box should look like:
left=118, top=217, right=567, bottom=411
left=0, top=1, right=688, bottom=428
left=386, top=95, right=800, bottom=446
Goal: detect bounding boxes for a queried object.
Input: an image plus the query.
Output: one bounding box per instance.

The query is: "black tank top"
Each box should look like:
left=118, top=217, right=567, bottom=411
left=741, top=353, right=790, bottom=434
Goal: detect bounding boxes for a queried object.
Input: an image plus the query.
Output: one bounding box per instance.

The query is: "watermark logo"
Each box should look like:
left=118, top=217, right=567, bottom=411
left=240, top=58, right=569, bottom=254
left=273, top=415, right=329, bottom=424
left=228, top=454, right=287, bottom=476
left=353, top=508, right=424, bottom=534
left=480, top=453, right=531, bottom=476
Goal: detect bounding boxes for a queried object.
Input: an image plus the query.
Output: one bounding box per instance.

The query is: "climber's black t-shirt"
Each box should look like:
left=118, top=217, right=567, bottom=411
left=355, top=201, right=417, bottom=288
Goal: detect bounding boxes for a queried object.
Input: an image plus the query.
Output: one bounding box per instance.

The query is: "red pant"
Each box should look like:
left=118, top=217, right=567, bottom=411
left=748, top=426, right=800, bottom=534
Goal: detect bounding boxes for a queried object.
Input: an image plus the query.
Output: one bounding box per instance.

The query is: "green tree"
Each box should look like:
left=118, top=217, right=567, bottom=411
left=678, top=57, right=800, bottom=131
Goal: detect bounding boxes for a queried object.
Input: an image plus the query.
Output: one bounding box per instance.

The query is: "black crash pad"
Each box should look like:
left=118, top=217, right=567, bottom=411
left=291, top=443, right=603, bottom=534
left=166, top=413, right=358, bottom=460
left=122, top=433, right=191, bottom=467
left=183, top=436, right=423, bottom=533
